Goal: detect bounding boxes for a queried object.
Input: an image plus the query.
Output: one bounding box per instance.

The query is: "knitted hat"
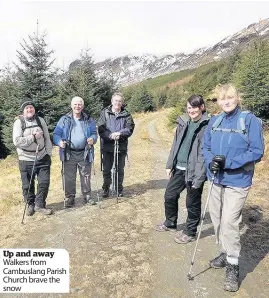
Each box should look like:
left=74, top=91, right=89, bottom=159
left=20, top=100, right=36, bottom=113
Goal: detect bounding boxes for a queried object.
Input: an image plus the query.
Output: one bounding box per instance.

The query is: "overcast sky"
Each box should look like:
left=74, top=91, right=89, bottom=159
left=1, top=0, right=269, bottom=70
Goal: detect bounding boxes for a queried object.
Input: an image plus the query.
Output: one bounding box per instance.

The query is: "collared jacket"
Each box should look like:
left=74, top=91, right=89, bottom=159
left=97, top=105, right=135, bottom=152
left=166, top=112, right=209, bottom=188
left=53, top=111, right=97, bottom=162
left=13, top=115, right=52, bottom=161
left=203, top=107, right=264, bottom=187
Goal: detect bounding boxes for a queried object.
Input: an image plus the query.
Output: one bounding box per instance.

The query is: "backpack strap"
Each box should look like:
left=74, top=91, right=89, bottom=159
left=104, top=109, right=109, bottom=122
left=237, top=111, right=251, bottom=135
left=19, top=115, right=43, bottom=132
left=211, top=111, right=251, bottom=141
left=18, top=116, right=45, bottom=152
left=211, top=113, right=225, bottom=132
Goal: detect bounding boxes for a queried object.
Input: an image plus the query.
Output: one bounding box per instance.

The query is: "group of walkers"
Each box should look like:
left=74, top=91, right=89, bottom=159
left=13, top=92, right=135, bottom=214
left=156, top=84, right=264, bottom=292
left=13, top=83, right=264, bottom=293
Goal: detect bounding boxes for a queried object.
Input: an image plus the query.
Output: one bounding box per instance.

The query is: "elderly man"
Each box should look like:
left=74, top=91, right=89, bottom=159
left=13, top=99, right=53, bottom=216
left=97, top=92, right=135, bottom=198
left=53, top=96, right=98, bottom=208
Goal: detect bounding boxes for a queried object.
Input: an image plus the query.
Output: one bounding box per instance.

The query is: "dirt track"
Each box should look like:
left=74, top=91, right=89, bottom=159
left=1, top=110, right=268, bottom=297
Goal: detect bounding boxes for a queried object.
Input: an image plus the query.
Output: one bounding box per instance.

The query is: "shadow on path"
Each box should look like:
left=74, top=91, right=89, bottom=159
left=240, top=205, right=269, bottom=285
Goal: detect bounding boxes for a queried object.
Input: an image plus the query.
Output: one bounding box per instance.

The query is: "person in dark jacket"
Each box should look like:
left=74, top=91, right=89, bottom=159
left=13, top=99, right=53, bottom=216
left=97, top=92, right=135, bottom=198
left=203, top=84, right=264, bottom=292
left=53, top=96, right=98, bottom=208
left=156, top=95, right=209, bottom=244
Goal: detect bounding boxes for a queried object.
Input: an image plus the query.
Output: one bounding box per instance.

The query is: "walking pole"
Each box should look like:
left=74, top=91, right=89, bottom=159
left=111, top=140, right=117, bottom=196
left=21, top=144, right=39, bottom=224
left=92, top=159, right=102, bottom=208
left=187, top=172, right=216, bottom=280
left=61, top=161, right=66, bottom=208
left=116, top=140, right=119, bottom=203
left=88, top=145, right=101, bottom=208
left=61, top=140, right=67, bottom=209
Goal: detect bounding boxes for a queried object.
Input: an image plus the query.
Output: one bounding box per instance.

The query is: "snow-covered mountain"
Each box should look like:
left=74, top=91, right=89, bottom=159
left=73, top=18, right=269, bottom=86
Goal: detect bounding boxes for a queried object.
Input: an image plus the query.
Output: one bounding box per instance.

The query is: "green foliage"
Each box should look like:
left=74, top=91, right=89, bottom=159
left=232, top=40, right=269, bottom=119
left=127, top=85, right=155, bottom=113
left=0, top=67, right=20, bottom=154
left=131, top=69, right=194, bottom=93
left=165, top=85, right=187, bottom=108
left=167, top=98, right=187, bottom=127
left=153, top=87, right=167, bottom=108
left=61, top=49, right=118, bottom=120
left=15, top=33, right=57, bottom=124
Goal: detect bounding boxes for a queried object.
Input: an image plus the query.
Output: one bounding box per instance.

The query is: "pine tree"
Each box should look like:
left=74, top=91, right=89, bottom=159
left=15, top=32, right=57, bottom=126
left=64, top=48, right=118, bottom=119
left=0, top=66, right=20, bottom=153
left=128, top=85, right=155, bottom=113
left=232, top=40, right=269, bottom=118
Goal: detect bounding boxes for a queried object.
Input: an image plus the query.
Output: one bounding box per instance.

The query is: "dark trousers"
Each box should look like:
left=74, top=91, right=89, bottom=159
left=164, top=169, right=204, bottom=237
left=63, top=151, right=92, bottom=199
left=102, top=151, right=126, bottom=192
left=19, top=154, right=51, bottom=208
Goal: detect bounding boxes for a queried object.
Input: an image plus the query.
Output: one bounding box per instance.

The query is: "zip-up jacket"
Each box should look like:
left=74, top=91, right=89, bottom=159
left=53, top=111, right=97, bottom=162
left=203, top=107, right=264, bottom=187
left=97, top=105, right=135, bottom=152
left=13, top=116, right=52, bottom=161
left=166, top=112, right=209, bottom=188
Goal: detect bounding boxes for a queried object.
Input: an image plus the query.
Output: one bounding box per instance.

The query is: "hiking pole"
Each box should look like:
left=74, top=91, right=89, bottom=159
left=116, top=140, right=119, bottom=204
left=21, top=144, right=39, bottom=224
left=87, top=145, right=101, bottom=208
left=111, top=140, right=117, bottom=196
left=62, top=161, right=66, bottom=208
left=92, top=159, right=102, bottom=208
left=187, top=172, right=216, bottom=281
left=61, top=140, right=67, bottom=209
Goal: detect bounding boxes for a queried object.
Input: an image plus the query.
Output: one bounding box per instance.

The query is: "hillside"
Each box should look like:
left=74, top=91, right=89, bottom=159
left=89, top=19, right=269, bottom=85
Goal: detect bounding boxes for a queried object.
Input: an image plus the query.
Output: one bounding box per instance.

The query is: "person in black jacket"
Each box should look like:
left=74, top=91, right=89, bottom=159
left=156, top=95, right=209, bottom=244
left=97, top=92, right=135, bottom=198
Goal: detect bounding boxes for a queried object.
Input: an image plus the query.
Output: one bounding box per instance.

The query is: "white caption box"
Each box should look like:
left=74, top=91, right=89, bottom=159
left=0, top=249, right=69, bottom=293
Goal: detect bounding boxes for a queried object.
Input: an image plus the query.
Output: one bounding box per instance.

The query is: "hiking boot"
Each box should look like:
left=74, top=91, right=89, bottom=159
left=156, top=223, right=177, bottom=232
left=102, top=189, right=109, bottom=198
left=84, top=195, right=96, bottom=206
left=174, top=231, right=195, bottom=244
left=224, top=263, right=239, bottom=292
left=27, top=204, right=35, bottom=216
left=209, top=253, right=227, bottom=269
left=65, top=197, right=75, bottom=208
left=34, top=206, right=52, bottom=215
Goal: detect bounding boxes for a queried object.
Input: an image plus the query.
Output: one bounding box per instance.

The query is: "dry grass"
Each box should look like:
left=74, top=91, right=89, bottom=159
left=0, top=110, right=268, bottom=298
left=247, top=132, right=269, bottom=213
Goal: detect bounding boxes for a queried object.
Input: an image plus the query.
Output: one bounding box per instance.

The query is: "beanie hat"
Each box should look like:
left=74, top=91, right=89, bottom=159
left=20, top=100, right=36, bottom=113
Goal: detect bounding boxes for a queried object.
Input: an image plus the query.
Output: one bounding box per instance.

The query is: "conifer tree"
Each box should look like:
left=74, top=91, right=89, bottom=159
left=0, top=66, right=20, bottom=153
left=64, top=49, right=117, bottom=119
left=15, top=31, right=57, bottom=127
left=128, top=85, right=155, bottom=113
left=232, top=40, right=269, bottom=118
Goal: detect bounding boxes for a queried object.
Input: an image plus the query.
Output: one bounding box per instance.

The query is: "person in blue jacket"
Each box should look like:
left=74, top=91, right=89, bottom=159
left=53, top=96, right=98, bottom=208
left=203, top=84, right=264, bottom=292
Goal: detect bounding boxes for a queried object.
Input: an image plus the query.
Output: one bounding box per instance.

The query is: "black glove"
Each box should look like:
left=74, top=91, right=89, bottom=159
left=209, top=155, right=226, bottom=173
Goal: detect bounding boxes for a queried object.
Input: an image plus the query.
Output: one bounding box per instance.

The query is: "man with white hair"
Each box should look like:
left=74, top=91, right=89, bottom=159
left=98, top=92, right=135, bottom=198
left=53, top=96, right=98, bottom=208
